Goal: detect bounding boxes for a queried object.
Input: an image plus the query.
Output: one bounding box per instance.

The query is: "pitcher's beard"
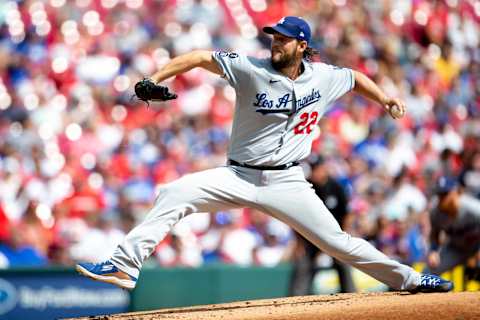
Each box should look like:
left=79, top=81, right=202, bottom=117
left=271, top=52, right=296, bottom=70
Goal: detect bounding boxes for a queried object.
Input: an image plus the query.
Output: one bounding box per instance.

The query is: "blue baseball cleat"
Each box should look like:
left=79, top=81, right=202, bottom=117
left=409, top=273, right=453, bottom=293
left=76, top=260, right=137, bottom=290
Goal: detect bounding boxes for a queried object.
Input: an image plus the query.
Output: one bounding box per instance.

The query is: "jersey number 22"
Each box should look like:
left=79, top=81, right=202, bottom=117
left=294, top=111, right=318, bottom=134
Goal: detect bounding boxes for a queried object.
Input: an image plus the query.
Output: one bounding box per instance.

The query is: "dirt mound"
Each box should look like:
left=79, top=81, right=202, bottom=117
left=66, top=291, right=479, bottom=320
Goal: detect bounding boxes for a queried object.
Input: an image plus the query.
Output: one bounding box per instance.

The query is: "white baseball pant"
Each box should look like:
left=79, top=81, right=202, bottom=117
left=110, top=165, right=420, bottom=290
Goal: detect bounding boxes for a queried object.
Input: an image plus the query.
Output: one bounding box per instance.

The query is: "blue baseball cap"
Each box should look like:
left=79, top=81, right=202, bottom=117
left=263, top=16, right=311, bottom=44
left=435, top=176, right=458, bottom=195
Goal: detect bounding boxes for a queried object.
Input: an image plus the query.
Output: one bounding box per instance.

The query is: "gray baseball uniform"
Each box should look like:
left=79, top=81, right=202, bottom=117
left=216, top=51, right=353, bottom=165
left=110, top=52, right=420, bottom=290
left=428, top=194, right=480, bottom=274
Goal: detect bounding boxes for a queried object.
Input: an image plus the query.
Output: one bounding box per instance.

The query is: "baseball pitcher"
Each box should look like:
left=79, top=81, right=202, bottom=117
left=77, top=16, right=452, bottom=293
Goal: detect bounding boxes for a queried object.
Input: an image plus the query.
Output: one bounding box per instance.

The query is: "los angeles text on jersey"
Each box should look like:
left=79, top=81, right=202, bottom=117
left=253, top=88, right=321, bottom=114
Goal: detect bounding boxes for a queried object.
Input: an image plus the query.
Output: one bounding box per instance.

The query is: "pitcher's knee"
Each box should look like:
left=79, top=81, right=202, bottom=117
left=328, top=230, right=352, bottom=245
left=321, top=231, right=361, bottom=257
left=155, top=182, right=191, bottom=203
left=307, top=230, right=347, bottom=253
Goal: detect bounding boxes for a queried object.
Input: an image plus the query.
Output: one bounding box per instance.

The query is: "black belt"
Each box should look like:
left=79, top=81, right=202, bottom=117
left=228, top=159, right=299, bottom=170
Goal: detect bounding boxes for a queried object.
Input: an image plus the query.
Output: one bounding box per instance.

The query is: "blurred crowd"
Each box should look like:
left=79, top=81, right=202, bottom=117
left=0, top=0, right=479, bottom=272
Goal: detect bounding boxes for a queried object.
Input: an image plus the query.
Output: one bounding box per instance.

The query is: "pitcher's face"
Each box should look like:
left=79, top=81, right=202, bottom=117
left=271, top=33, right=306, bottom=70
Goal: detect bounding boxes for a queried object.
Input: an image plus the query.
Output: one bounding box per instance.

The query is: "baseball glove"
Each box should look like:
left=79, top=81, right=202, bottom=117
left=134, top=78, right=177, bottom=104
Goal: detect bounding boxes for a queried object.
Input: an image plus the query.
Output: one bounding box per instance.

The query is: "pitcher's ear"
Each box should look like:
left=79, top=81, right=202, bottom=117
left=298, top=40, right=308, bottom=51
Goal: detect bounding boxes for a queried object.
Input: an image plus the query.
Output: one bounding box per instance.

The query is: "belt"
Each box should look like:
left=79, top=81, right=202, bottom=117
left=228, top=159, right=299, bottom=170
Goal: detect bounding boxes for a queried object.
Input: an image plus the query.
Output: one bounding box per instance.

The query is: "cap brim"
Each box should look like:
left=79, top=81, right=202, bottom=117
left=262, top=25, right=297, bottom=39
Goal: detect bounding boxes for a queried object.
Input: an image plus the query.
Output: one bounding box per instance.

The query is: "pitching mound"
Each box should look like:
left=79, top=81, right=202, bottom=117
left=66, top=291, right=479, bottom=320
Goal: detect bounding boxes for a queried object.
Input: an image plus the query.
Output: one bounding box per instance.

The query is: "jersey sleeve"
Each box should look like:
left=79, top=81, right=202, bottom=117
left=211, top=51, right=250, bottom=89
left=321, top=64, right=355, bottom=105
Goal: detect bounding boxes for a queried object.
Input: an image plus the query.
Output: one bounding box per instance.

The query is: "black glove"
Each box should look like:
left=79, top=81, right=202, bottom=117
left=134, top=78, right=177, bottom=103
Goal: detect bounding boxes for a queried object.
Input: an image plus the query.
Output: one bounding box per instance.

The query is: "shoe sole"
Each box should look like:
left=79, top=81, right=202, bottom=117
left=75, top=264, right=136, bottom=290
left=408, top=284, right=453, bottom=294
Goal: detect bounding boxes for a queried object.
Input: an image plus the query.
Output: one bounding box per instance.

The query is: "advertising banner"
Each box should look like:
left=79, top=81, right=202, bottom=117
left=0, top=269, right=130, bottom=320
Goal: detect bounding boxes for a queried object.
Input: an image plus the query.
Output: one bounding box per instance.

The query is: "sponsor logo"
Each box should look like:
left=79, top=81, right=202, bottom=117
left=269, top=79, right=280, bottom=84
left=101, top=264, right=114, bottom=272
left=0, top=279, right=17, bottom=315
left=19, top=286, right=129, bottom=310
left=218, top=51, right=238, bottom=59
